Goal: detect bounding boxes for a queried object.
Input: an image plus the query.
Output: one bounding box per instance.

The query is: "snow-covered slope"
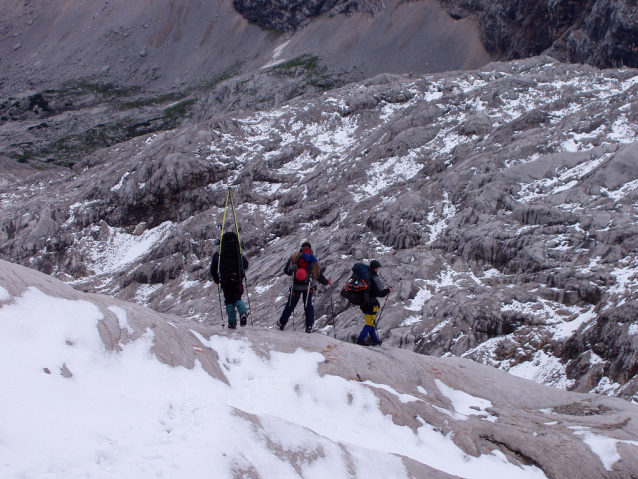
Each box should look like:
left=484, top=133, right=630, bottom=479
left=1, top=259, right=638, bottom=479
left=3, top=57, right=638, bottom=402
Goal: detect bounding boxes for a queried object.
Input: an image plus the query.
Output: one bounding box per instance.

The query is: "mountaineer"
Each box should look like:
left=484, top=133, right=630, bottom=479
left=276, top=241, right=331, bottom=333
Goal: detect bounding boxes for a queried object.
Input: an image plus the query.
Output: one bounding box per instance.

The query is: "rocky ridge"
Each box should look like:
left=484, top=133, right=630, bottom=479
left=2, top=258, right=638, bottom=479
left=2, top=57, right=638, bottom=403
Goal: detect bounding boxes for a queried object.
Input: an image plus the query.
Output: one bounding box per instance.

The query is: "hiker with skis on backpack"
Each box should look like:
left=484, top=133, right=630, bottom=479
left=277, top=241, right=332, bottom=333
left=211, top=231, right=249, bottom=329
left=356, top=260, right=392, bottom=346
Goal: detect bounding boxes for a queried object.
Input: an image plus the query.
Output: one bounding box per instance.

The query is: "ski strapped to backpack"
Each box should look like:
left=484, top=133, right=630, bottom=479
left=340, top=263, right=371, bottom=306
left=216, top=186, right=253, bottom=325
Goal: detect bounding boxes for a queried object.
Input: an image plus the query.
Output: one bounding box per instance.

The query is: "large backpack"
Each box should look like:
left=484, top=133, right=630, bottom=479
left=294, top=248, right=315, bottom=286
left=218, top=231, right=245, bottom=284
left=340, top=263, right=371, bottom=305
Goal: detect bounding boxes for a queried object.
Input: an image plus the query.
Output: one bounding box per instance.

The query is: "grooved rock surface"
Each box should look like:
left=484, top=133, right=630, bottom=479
left=3, top=57, right=638, bottom=403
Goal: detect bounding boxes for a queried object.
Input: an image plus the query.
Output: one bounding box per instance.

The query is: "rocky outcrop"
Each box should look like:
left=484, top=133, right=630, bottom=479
left=441, top=0, right=638, bottom=68
left=232, top=0, right=385, bottom=32
left=563, top=304, right=638, bottom=398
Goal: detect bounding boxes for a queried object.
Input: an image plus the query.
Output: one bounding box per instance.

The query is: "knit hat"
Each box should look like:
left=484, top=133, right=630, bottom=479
left=370, top=260, right=381, bottom=270
left=301, top=241, right=312, bottom=249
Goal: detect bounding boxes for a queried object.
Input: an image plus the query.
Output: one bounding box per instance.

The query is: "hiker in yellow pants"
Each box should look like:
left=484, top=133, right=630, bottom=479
left=356, top=260, right=391, bottom=346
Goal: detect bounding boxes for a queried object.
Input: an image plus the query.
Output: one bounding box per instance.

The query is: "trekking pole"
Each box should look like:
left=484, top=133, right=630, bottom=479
left=291, top=289, right=296, bottom=329
left=217, top=283, right=225, bottom=325
left=302, top=281, right=313, bottom=331
left=328, top=284, right=337, bottom=339
left=287, top=269, right=295, bottom=329
left=374, top=292, right=391, bottom=332
left=243, top=277, right=254, bottom=326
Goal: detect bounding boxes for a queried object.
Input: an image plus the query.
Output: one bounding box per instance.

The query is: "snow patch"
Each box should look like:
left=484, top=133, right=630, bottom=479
left=602, top=178, right=638, bottom=201
left=553, top=306, right=596, bottom=339
left=400, top=315, right=423, bottom=327
left=572, top=428, right=638, bottom=471
left=261, top=41, right=290, bottom=69
left=434, top=379, right=494, bottom=421
left=590, top=376, right=621, bottom=396
left=361, top=380, right=421, bottom=403
left=406, top=268, right=458, bottom=312
left=352, top=152, right=422, bottom=202
left=135, top=283, right=163, bottom=304
left=0, top=286, right=10, bottom=301
left=82, top=221, right=174, bottom=276
left=110, top=171, right=130, bottom=192
left=508, top=350, right=575, bottom=390
left=405, top=287, right=432, bottom=312
left=108, top=305, right=134, bottom=334
left=254, top=281, right=277, bottom=295
left=427, top=190, right=456, bottom=244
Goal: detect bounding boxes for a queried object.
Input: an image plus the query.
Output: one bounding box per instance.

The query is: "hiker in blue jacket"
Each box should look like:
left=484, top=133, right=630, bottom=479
left=356, top=260, right=392, bottom=346
left=276, top=242, right=332, bottom=333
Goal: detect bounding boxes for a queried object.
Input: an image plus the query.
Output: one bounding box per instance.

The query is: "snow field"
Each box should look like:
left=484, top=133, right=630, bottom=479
left=0, top=286, right=549, bottom=479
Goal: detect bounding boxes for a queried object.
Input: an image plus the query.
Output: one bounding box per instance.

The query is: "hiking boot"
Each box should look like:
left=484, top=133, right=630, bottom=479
left=356, top=339, right=367, bottom=346
left=305, top=327, right=312, bottom=333
left=240, top=314, right=248, bottom=327
left=372, top=340, right=383, bottom=346
left=276, top=321, right=285, bottom=331
left=228, top=323, right=237, bottom=329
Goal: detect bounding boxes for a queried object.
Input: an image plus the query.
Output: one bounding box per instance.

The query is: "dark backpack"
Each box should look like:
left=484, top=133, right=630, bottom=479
left=218, top=231, right=245, bottom=284
left=340, top=263, right=371, bottom=305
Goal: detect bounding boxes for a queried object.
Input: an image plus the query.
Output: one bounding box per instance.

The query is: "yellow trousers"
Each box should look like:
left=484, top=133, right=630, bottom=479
left=364, top=306, right=379, bottom=326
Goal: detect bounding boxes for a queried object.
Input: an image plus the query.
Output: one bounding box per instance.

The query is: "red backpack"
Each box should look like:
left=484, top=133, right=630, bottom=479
left=294, top=247, right=314, bottom=284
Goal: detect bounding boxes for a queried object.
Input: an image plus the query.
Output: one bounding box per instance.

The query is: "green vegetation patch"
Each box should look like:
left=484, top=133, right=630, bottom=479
left=266, top=54, right=343, bottom=90
left=201, top=62, right=244, bottom=91
left=60, top=80, right=142, bottom=99
left=164, top=99, right=196, bottom=119
left=270, top=54, right=321, bottom=74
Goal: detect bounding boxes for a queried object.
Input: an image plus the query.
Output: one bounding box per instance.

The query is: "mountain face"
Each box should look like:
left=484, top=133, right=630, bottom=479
left=442, top=0, right=638, bottom=69
left=0, top=0, right=488, bottom=171
left=3, top=55, right=638, bottom=405
left=2, top=258, right=638, bottom=479
left=3, top=0, right=636, bottom=172
left=232, top=0, right=638, bottom=69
